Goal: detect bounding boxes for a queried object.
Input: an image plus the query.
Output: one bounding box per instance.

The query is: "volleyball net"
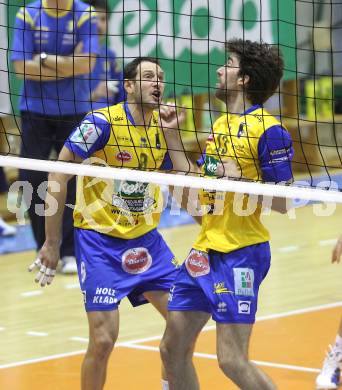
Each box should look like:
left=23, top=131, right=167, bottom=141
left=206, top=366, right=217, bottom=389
left=0, top=0, right=341, bottom=212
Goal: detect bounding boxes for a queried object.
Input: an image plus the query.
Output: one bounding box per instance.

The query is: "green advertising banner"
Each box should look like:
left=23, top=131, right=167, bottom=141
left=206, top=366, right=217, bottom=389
left=108, top=0, right=296, bottom=96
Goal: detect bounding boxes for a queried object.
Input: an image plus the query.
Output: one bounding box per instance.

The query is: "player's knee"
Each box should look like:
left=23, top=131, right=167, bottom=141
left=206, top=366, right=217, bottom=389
left=160, top=333, right=193, bottom=365
left=218, top=354, right=246, bottom=377
left=89, top=333, right=115, bottom=360
left=160, top=336, right=173, bottom=364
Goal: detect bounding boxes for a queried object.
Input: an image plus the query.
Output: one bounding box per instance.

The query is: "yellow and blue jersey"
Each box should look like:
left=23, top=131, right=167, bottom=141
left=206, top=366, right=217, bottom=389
left=10, top=0, right=100, bottom=115
left=194, top=104, right=294, bottom=253
left=65, top=102, right=172, bottom=239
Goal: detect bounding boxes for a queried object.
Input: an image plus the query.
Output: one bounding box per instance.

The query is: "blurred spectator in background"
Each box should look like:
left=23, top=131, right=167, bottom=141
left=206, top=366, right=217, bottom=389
left=84, top=0, right=125, bottom=109
left=11, top=0, right=99, bottom=273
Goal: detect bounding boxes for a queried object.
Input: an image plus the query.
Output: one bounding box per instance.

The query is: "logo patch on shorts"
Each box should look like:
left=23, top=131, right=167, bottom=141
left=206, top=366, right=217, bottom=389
left=213, top=282, right=233, bottom=294
left=122, top=247, right=152, bottom=274
left=217, top=302, right=227, bottom=313
left=238, top=300, right=251, bottom=314
left=185, top=250, right=210, bottom=278
left=233, top=268, right=254, bottom=296
left=116, top=151, right=132, bottom=162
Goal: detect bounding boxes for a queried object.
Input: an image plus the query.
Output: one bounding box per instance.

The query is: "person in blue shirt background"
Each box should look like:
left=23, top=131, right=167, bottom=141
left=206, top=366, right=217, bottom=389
left=11, top=0, right=99, bottom=274
left=83, top=0, right=125, bottom=109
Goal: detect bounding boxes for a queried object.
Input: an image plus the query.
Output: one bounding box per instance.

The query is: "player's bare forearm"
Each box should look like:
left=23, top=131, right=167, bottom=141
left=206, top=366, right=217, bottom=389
left=13, top=60, right=62, bottom=80
left=44, top=171, right=71, bottom=244
left=44, top=54, right=96, bottom=76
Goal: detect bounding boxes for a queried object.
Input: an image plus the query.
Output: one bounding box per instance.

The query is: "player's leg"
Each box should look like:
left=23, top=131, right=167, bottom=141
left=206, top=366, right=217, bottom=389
left=74, top=229, right=125, bottom=390
left=160, top=249, right=212, bottom=390
left=206, top=243, right=274, bottom=388
left=216, top=322, right=276, bottom=389
left=143, top=290, right=170, bottom=389
left=160, top=310, right=210, bottom=390
left=143, top=290, right=168, bottom=319
left=82, top=310, right=119, bottom=390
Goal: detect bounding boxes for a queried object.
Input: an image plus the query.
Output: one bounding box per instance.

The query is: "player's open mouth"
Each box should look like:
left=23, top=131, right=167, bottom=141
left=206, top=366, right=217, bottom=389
left=152, top=90, right=161, bottom=100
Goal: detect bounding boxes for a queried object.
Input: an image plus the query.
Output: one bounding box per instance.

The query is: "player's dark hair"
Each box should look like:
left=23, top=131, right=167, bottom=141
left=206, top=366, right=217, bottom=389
left=82, top=0, right=108, bottom=13
left=225, top=39, right=284, bottom=105
left=124, top=57, right=160, bottom=80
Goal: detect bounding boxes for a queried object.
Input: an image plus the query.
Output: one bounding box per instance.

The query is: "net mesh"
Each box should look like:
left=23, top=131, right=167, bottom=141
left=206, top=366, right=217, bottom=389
left=0, top=0, right=341, bottom=206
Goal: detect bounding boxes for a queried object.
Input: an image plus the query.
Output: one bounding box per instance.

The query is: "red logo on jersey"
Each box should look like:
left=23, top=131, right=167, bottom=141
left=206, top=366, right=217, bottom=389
left=185, top=250, right=210, bottom=278
left=116, top=151, right=132, bottom=162
left=122, top=248, right=152, bottom=274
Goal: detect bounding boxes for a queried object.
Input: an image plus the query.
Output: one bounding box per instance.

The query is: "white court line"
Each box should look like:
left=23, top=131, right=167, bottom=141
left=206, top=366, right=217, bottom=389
left=26, top=332, right=48, bottom=337
left=319, top=239, right=337, bottom=246
left=1, top=301, right=341, bottom=370
left=69, top=337, right=88, bottom=343
left=20, top=291, right=43, bottom=297
left=120, top=343, right=320, bottom=374
left=64, top=283, right=79, bottom=290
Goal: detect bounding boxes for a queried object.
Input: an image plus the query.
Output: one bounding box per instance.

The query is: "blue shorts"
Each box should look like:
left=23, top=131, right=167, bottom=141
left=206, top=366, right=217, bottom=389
left=75, top=228, right=179, bottom=312
left=168, top=242, right=271, bottom=324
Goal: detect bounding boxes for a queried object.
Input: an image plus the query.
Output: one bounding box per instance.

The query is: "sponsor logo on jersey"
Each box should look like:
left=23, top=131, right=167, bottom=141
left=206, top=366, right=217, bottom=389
left=204, top=155, right=219, bottom=176
left=70, top=121, right=102, bottom=152
left=116, top=151, right=132, bottom=162
left=233, top=268, right=255, bottom=296
left=117, top=181, right=148, bottom=197
left=238, top=300, right=251, bottom=314
left=122, top=247, right=152, bottom=274
left=185, top=250, right=210, bottom=278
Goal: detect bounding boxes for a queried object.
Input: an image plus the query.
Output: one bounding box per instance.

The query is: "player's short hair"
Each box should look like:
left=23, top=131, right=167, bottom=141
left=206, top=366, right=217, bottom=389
left=82, top=0, right=108, bottom=13
left=124, top=57, right=160, bottom=80
left=225, top=39, right=284, bottom=105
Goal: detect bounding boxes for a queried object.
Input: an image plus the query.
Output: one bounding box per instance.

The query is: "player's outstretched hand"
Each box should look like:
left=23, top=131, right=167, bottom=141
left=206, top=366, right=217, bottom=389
left=28, top=243, right=59, bottom=287
left=332, top=235, right=342, bottom=264
left=159, top=102, right=186, bottom=131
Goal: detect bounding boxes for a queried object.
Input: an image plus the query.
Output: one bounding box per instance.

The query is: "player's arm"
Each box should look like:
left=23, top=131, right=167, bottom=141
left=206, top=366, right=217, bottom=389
left=257, top=125, right=294, bottom=214
left=29, top=113, right=110, bottom=286
left=41, top=43, right=97, bottom=77
left=44, top=9, right=99, bottom=77
left=11, top=8, right=62, bottom=81
left=44, top=147, right=81, bottom=250
left=28, top=146, right=82, bottom=286
left=159, top=104, right=198, bottom=175
left=13, top=59, right=66, bottom=81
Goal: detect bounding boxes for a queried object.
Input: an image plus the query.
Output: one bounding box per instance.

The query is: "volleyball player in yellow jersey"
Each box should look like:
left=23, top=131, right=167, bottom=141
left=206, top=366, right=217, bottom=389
left=160, top=40, right=294, bottom=390
left=28, top=57, right=187, bottom=390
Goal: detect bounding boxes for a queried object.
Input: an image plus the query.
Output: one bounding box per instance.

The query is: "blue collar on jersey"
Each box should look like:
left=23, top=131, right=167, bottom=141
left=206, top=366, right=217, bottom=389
left=123, top=101, right=136, bottom=126
left=240, top=104, right=261, bottom=116
left=123, top=101, right=154, bottom=128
